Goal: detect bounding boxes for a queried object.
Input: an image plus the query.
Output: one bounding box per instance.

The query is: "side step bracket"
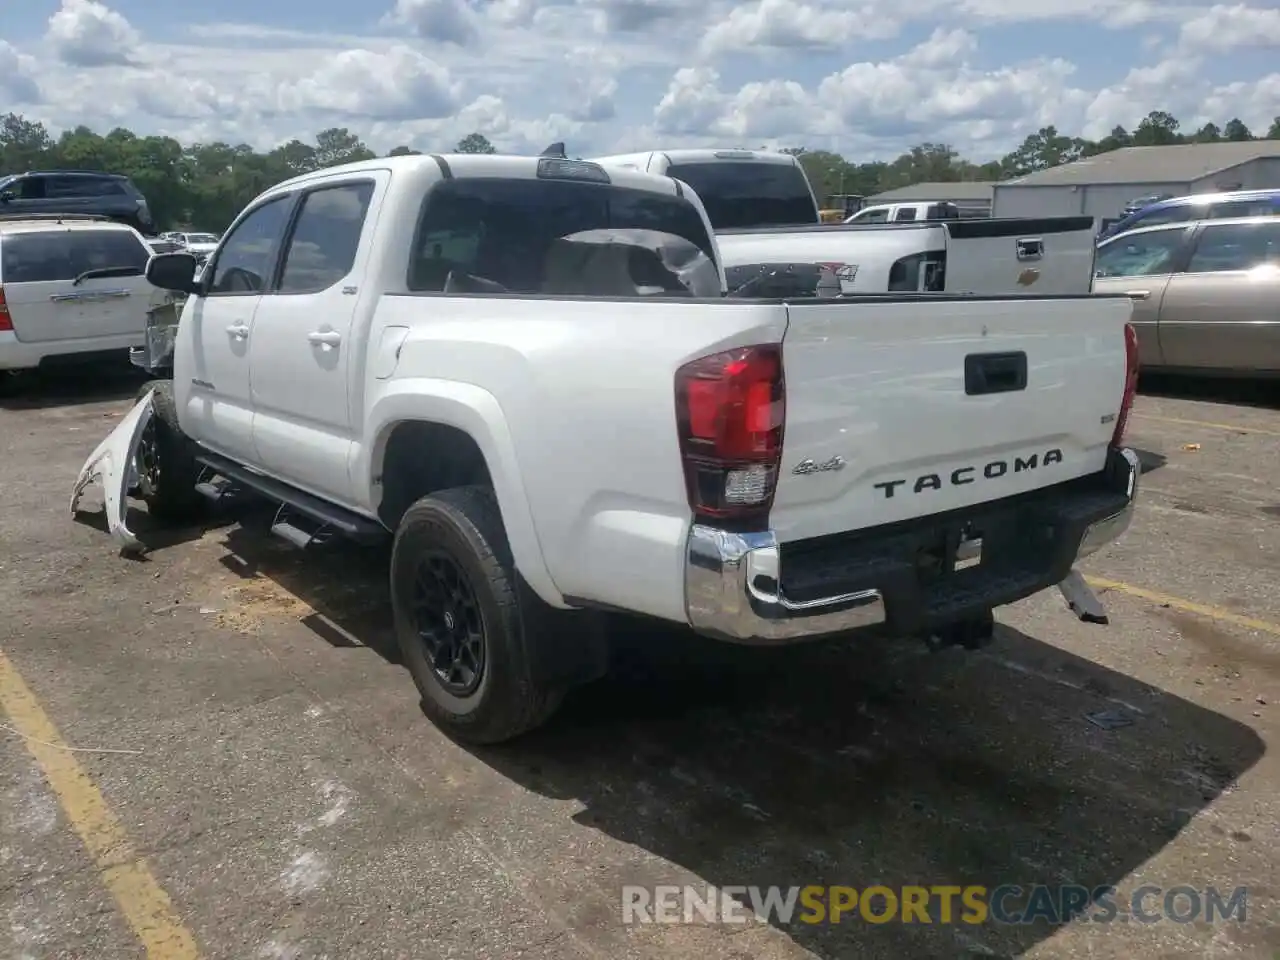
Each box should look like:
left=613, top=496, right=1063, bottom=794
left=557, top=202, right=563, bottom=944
left=193, top=451, right=388, bottom=546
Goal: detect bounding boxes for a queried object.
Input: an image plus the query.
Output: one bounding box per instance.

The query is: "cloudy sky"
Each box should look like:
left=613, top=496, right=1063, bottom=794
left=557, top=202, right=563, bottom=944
left=1, top=0, right=1278, bottom=161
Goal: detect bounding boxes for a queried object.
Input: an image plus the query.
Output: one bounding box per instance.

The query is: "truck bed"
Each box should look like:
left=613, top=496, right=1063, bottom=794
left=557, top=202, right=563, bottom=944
left=717, top=216, right=1099, bottom=296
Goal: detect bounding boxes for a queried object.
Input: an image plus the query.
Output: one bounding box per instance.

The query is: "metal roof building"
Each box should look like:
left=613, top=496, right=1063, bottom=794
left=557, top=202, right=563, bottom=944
left=866, top=181, right=996, bottom=209
left=990, top=142, right=1280, bottom=220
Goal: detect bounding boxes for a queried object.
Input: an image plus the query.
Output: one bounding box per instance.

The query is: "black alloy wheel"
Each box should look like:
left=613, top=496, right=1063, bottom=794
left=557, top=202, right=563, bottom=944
left=136, top=417, right=161, bottom=497
left=411, top=552, right=486, bottom=696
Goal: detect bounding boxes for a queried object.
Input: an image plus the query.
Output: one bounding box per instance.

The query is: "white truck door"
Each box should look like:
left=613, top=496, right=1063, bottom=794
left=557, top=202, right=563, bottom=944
left=183, top=194, right=294, bottom=463
left=248, top=175, right=382, bottom=504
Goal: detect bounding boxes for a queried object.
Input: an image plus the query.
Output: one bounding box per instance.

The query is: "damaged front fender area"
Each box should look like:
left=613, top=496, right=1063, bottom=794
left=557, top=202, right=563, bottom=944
left=69, top=388, right=155, bottom=554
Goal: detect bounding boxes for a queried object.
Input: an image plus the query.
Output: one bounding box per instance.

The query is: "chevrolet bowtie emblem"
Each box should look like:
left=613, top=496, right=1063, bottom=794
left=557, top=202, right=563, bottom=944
left=1017, top=268, right=1041, bottom=286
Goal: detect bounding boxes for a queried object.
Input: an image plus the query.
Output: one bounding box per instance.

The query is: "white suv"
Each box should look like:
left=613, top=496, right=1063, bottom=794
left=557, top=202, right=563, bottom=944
left=0, top=215, right=168, bottom=372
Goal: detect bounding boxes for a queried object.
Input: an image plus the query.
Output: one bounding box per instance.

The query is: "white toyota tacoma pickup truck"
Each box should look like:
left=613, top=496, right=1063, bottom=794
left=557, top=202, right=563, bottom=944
left=72, top=153, right=1142, bottom=744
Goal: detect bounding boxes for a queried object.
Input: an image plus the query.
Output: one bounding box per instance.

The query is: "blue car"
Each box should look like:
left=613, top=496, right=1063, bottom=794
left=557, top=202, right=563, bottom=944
left=1098, top=189, right=1280, bottom=241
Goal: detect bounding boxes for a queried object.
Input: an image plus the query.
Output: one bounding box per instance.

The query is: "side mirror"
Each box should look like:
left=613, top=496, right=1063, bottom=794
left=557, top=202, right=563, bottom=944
left=0, top=190, right=13, bottom=202
left=145, top=252, right=199, bottom=294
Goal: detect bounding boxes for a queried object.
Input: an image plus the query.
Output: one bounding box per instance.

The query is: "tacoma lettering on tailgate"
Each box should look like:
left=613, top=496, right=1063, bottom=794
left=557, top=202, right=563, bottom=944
left=874, top=448, right=1063, bottom=499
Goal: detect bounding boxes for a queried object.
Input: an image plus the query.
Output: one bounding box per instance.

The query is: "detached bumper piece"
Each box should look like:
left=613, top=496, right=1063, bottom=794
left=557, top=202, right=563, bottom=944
left=686, top=446, right=1140, bottom=643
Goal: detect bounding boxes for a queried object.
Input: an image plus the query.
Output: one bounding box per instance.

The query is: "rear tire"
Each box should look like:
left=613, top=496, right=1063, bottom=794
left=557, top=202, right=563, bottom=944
left=134, top=380, right=204, bottom=524
left=390, top=485, right=564, bottom=744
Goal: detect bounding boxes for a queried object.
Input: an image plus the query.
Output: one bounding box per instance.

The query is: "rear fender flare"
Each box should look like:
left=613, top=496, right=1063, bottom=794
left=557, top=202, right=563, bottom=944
left=359, top=380, right=565, bottom=608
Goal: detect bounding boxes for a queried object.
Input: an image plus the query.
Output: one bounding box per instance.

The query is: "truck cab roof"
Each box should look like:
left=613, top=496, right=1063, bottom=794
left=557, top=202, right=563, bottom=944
left=266, top=153, right=701, bottom=200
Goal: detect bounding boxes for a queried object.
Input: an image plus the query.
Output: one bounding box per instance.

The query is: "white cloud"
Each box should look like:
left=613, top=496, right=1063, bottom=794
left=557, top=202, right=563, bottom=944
left=44, top=0, right=140, bottom=67
left=0, top=41, right=42, bottom=104
left=700, top=0, right=901, bottom=56
left=385, top=0, right=480, bottom=45
left=275, top=46, right=461, bottom=120
left=1179, top=4, right=1280, bottom=52
left=7, top=0, right=1280, bottom=162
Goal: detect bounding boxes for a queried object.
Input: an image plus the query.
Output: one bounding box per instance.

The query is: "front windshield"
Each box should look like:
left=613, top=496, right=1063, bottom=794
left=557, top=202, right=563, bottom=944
left=188, top=234, right=218, bottom=244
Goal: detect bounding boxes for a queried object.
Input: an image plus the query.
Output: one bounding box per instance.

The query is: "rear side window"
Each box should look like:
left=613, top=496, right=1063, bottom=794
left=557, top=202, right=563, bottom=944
left=407, top=177, right=717, bottom=295
left=45, top=176, right=127, bottom=198
left=278, top=182, right=375, bottom=294
left=0, top=229, right=149, bottom=283
left=1207, top=198, right=1280, bottom=219
left=894, top=207, right=918, bottom=222
left=664, top=161, right=817, bottom=229
left=1186, top=221, right=1280, bottom=273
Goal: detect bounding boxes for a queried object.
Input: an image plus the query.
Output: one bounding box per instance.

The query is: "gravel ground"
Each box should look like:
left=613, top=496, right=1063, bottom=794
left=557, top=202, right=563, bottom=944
left=1, top=367, right=1278, bottom=960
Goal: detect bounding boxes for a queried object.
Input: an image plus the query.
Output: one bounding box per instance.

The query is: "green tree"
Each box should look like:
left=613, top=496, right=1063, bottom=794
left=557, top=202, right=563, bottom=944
left=1, top=107, right=1266, bottom=234
left=455, top=132, right=496, bottom=154
left=1192, top=122, right=1222, bottom=143
left=1132, top=111, right=1181, bottom=146
left=313, top=127, right=376, bottom=168
left=387, top=145, right=420, bottom=156
left=1001, top=126, right=1091, bottom=176
left=0, top=113, right=54, bottom=171
left=1223, top=118, right=1253, bottom=141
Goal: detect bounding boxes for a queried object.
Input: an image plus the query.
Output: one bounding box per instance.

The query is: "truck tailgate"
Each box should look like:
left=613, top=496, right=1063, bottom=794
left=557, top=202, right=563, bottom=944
left=944, top=217, right=1097, bottom=296
left=771, top=295, right=1135, bottom=543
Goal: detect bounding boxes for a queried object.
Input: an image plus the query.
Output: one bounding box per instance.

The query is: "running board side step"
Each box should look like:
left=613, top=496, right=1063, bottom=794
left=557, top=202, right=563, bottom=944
left=194, top=467, right=239, bottom=504
left=194, top=451, right=388, bottom=546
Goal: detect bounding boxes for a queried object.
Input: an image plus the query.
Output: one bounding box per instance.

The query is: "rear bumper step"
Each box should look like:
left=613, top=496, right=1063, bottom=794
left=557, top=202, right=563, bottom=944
left=685, top=447, right=1140, bottom=643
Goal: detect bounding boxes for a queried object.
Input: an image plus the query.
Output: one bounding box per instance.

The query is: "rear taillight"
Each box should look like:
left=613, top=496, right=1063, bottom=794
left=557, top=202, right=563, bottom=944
left=1111, top=322, right=1139, bottom=447
left=0, top=287, right=11, bottom=333
left=675, top=344, right=785, bottom=525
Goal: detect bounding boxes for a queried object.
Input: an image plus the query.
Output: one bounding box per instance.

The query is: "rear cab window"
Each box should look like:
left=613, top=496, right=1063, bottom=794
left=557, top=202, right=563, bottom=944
left=0, top=228, right=150, bottom=284
left=407, top=172, right=720, bottom=297
left=663, top=160, right=818, bottom=229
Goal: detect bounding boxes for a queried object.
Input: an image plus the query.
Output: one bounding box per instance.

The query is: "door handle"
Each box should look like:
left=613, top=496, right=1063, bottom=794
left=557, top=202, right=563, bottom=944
left=965, top=351, right=1028, bottom=396
left=226, top=323, right=249, bottom=339
left=308, top=330, right=342, bottom=347
left=1125, top=289, right=1151, bottom=300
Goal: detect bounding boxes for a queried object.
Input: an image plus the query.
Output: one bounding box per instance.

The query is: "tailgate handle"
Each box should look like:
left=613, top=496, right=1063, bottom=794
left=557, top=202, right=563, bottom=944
left=965, top=352, right=1027, bottom=396
left=1016, top=238, right=1043, bottom=261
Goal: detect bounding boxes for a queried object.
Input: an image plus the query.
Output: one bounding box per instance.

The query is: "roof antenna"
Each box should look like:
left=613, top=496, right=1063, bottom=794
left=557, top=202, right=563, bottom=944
left=540, top=142, right=567, bottom=159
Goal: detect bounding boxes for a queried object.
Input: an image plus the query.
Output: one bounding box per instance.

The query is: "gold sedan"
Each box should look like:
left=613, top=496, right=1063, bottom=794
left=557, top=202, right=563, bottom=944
left=1094, top=216, right=1280, bottom=375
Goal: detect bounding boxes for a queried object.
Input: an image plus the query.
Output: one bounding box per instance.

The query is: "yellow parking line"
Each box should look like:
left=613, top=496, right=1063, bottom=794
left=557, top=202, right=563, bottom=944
left=0, top=649, right=203, bottom=960
left=1085, top=576, right=1280, bottom=637
left=1132, top=412, right=1280, bottom=438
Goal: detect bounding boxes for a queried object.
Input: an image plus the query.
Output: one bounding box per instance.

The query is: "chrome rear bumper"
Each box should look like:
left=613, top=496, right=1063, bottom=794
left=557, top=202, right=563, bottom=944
left=685, top=446, right=1141, bottom=644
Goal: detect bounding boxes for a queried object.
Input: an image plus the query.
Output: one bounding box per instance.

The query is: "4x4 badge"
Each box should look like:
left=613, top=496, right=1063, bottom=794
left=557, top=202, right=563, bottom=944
left=793, top=456, right=846, bottom=475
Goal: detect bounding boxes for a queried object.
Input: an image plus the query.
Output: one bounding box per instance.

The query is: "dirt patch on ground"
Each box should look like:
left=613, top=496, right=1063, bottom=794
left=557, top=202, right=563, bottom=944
left=212, top=575, right=315, bottom=635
